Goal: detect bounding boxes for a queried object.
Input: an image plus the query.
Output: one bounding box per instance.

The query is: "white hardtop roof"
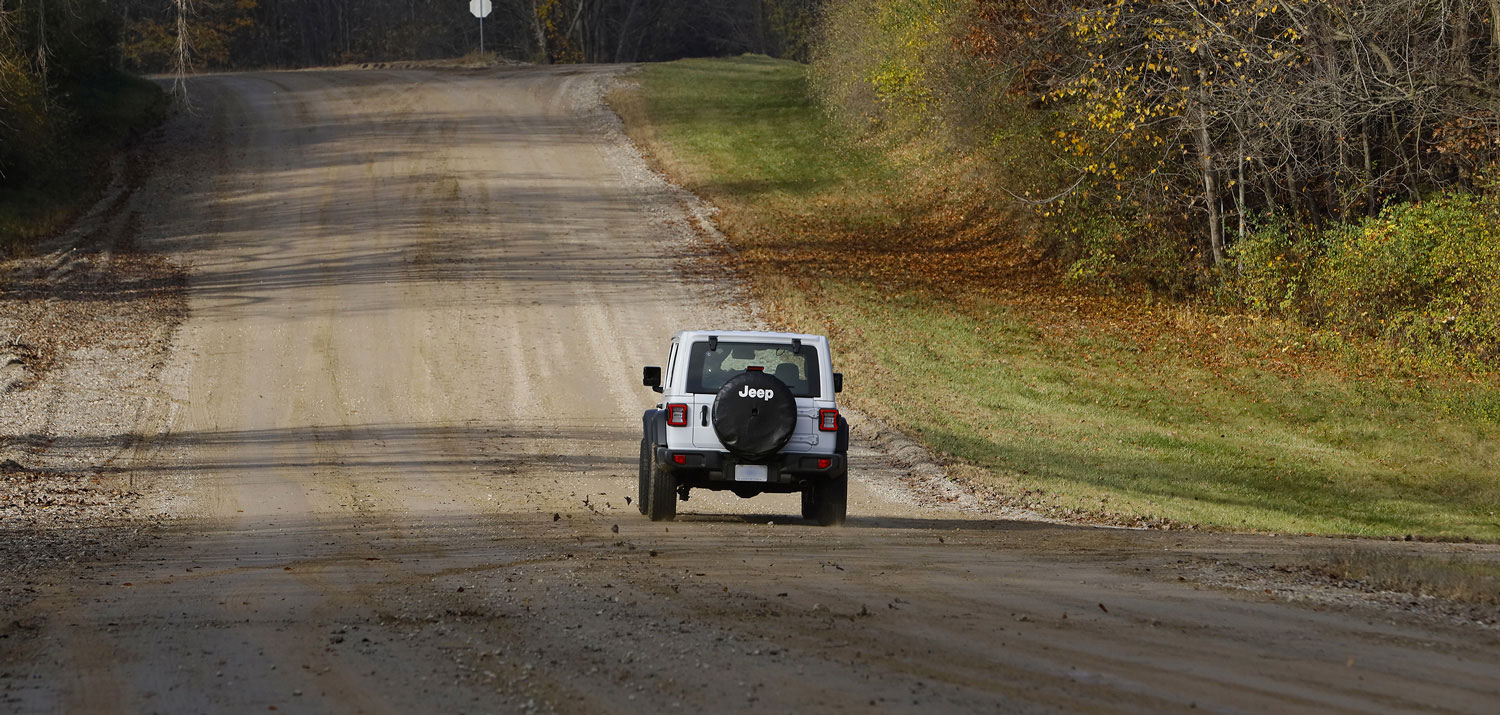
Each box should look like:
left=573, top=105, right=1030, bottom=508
left=673, top=329, right=828, bottom=345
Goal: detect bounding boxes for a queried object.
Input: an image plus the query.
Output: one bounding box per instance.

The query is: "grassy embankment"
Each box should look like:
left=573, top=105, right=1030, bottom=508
left=610, top=55, right=1500, bottom=541
left=0, top=72, right=169, bottom=254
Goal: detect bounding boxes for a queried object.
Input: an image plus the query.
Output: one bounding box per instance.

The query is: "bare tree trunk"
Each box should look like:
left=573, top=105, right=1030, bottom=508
left=1490, top=1, right=1500, bottom=74
left=1390, top=106, right=1418, bottom=200
left=528, top=0, right=548, bottom=63
left=1236, top=143, right=1247, bottom=244
left=1282, top=145, right=1299, bottom=218
left=1197, top=124, right=1225, bottom=265
left=565, top=0, right=584, bottom=58
left=756, top=0, right=767, bottom=55
left=33, top=0, right=46, bottom=86
left=1195, top=69, right=1225, bottom=265
left=1455, top=4, right=1471, bottom=78
left=1361, top=123, right=1376, bottom=215
left=614, top=0, right=639, bottom=62
left=120, top=0, right=130, bottom=67
left=1488, top=0, right=1500, bottom=85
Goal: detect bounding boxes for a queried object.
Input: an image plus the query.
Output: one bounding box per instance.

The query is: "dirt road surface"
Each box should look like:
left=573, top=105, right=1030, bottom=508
left=2, top=66, right=1498, bottom=713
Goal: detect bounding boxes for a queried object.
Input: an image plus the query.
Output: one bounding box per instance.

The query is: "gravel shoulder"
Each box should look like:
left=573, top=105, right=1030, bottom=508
left=0, top=142, right=188, bottom=613
left=1, top=65, right=1497, bottom=713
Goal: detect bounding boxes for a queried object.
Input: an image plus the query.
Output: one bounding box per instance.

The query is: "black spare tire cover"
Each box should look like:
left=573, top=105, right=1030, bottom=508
left=712, top=371, right=798, bottom=461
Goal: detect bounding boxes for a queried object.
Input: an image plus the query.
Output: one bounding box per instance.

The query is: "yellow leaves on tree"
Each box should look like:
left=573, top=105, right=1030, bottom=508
left=537, top=0, right=583, bottom=64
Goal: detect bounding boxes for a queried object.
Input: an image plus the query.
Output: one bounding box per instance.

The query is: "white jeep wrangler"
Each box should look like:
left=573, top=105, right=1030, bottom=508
left=639, top=330, right=849, bottom=525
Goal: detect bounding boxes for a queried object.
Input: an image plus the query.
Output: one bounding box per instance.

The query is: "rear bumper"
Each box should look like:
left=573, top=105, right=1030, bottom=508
left=657, top=447, right=844, bottom=491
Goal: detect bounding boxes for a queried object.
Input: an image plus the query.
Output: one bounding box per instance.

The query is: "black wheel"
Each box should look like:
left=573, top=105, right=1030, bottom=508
left=646, top=454, right=677, bottom=522
left=800, top=487, right=817, bottom=520
left=637, top=439, right=651, bottom=516
left=811, top=471, right=847, bottom=527
left=712, top=371, right=797, bottom=461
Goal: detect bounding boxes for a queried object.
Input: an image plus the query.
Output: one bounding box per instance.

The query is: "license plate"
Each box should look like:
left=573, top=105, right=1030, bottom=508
left=734, top=464, right=768, bottom=482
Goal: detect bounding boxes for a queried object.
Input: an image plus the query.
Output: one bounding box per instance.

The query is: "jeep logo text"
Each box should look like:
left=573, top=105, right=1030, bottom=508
left=738, top=386, right=775, bottom=401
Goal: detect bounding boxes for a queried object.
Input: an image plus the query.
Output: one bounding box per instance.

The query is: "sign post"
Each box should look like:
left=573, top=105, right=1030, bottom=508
left=469, top=0, right=494, bottom=54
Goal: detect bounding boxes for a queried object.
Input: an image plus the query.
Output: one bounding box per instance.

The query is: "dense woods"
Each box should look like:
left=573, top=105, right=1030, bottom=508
left=814, top=0, right=1500, bottom=365
left=119, top=0, right=820, bottom=70
left=2, top=0, right=167, bottom=247
left=2, top=0, right=137, bottom=184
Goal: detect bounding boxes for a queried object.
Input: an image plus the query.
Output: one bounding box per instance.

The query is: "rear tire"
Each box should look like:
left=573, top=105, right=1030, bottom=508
left=637, top=439, right=651, bottom=516
left=812, top=472, right=847, bottom=527
left=646, top=453, right=677, bottom=522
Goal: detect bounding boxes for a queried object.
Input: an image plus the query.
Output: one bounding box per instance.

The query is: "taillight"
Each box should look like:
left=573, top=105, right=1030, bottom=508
left=666, top=404, right=689, bottom=427
left=817, top=458, right=831, bottom=469
left=673, top=454, right=687, bottom=465
left=818, top=409, right=839, bottom=432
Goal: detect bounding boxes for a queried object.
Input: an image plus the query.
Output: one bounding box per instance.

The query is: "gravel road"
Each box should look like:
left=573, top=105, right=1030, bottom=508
left=2, top=65, right=1498, bottom=713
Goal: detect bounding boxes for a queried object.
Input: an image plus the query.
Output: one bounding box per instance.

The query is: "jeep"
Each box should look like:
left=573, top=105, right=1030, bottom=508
left=639, top=331, right=849, bottom=525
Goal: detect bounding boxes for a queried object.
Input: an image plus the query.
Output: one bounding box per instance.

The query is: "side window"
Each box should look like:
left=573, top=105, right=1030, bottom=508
left=665, top=342, right=679, bottom=391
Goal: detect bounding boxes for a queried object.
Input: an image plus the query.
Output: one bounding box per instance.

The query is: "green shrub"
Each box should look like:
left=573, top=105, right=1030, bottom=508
left=1223, top=215, right=1320, bottom=316
left=1062, top=211, right=1198, bottom=297
left=1314, top=190, right=1500, bottom=365
left=1220, top=189, right=1500, bottom=367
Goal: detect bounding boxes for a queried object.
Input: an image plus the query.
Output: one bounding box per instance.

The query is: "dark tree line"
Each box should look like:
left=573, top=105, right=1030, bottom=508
left=1025, top=0, right=1500, bottom=263
left=817, top=0, right=1500, bottom=276
left=120, top=0, right=819, bottom=72
left=5, top=0, right=816, bottom=194
left=3, top=0, right=139, bottom=183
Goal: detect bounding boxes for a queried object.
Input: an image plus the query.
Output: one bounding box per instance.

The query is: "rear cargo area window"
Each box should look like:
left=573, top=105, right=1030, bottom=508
left=685, top=341, right=821, bottom=397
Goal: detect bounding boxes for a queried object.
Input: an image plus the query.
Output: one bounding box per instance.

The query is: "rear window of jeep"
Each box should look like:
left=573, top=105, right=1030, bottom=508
left=685, top=341, right=821, bottom=397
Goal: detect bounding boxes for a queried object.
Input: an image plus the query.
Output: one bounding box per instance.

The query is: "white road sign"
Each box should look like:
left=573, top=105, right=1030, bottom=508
left=469, top=0, right=492, bottom=18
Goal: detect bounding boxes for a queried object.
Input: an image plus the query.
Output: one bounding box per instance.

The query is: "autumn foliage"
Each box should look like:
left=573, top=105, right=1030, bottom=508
left=813, top=0, right=1500, bottom=364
